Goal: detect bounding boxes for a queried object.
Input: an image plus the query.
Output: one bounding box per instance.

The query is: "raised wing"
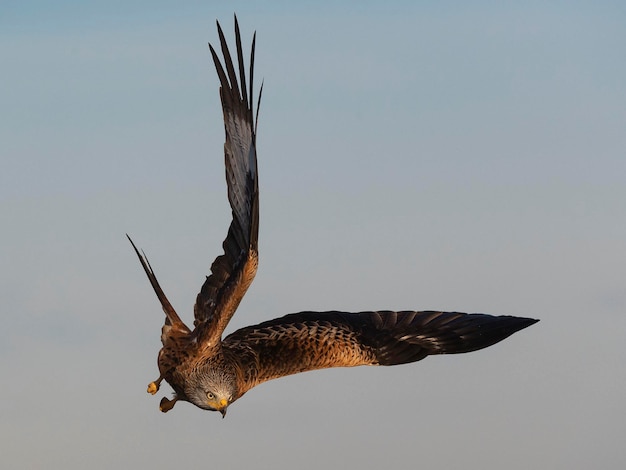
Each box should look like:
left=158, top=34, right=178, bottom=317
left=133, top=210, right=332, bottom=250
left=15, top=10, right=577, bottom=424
left=224, top=310, right=538, bottom=393
left=194, top=16, right=262, bottom=344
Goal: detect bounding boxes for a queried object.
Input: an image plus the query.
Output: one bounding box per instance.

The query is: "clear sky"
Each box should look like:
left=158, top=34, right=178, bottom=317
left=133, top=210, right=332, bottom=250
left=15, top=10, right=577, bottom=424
left=2, top=1, right=625, bottom=469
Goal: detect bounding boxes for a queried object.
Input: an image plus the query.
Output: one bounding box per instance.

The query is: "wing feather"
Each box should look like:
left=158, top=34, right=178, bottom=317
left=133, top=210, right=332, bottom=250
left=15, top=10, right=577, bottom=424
left=224, top=310, right=538, bottom=393
left=194, top=16, right=260, bottom=345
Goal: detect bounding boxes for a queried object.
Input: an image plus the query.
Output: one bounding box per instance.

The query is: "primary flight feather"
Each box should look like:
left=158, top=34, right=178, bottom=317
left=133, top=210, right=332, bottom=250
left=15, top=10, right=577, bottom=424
left=128, top=16, right=538, bottom=418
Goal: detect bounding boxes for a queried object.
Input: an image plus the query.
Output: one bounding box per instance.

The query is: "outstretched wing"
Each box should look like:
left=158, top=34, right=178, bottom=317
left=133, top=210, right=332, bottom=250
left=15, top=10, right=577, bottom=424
left=194, top=16, right=262, bottom=344
left=224, top=310, right=538, bottom=393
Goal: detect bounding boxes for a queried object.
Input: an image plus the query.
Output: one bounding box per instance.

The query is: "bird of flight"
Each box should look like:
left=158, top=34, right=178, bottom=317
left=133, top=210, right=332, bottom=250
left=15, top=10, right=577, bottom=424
left=128, top=16, right=538, bottom=418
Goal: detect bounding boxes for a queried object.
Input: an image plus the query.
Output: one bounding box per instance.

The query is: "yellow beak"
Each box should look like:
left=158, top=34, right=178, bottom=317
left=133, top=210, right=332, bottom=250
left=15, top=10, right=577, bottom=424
left=218, top=398, right=228, bottom=418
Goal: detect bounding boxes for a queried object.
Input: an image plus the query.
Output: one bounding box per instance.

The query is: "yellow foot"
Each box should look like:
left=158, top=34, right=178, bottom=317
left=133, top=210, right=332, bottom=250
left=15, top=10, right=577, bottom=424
left=147, top=381, right=159, bottom=395
left=159, top=396, right=177, bottom=413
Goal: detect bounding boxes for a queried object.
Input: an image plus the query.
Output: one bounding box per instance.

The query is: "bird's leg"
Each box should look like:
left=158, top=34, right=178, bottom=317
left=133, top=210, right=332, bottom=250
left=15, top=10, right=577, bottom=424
left=147, top=374, right=164, bottom=395
left=159, top=395, right=178, bottom=413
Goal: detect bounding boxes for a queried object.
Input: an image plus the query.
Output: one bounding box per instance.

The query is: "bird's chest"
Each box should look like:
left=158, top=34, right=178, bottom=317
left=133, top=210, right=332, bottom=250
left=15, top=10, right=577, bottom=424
left=157, top=330, right=198, bottom=379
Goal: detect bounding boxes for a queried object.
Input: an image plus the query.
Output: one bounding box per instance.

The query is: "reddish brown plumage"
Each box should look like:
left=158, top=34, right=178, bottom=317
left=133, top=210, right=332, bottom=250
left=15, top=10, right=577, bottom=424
left=129, top=16, right=538, bottom=416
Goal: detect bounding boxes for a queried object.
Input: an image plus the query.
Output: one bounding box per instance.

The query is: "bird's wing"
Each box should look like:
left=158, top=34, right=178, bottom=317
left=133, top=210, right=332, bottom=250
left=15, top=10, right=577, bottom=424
left=194, top=16, right=262, bottom=345
left=224, top=310, right=538, bottom=393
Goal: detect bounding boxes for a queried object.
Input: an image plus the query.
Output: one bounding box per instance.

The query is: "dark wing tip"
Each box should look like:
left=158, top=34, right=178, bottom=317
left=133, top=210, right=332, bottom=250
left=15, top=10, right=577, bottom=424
left=360, top=310, right=539, bottom=365
left=495, top=315, right=539, bottom=334
left=435, top=313, right=539, bottom=355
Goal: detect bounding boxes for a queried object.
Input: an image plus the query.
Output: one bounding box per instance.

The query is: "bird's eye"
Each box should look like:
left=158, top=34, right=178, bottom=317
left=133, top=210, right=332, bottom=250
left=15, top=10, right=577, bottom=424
left=207, top=392, right=215, bottom=400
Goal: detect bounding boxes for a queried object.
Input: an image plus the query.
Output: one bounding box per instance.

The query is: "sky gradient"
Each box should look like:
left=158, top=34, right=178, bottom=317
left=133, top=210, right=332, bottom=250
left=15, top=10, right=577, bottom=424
left=2, top=1, right=625, bottom=469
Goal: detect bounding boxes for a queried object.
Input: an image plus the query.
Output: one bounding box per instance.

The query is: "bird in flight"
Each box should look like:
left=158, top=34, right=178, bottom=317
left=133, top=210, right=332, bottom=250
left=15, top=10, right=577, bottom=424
left=128, top=16, right=538, bottom=418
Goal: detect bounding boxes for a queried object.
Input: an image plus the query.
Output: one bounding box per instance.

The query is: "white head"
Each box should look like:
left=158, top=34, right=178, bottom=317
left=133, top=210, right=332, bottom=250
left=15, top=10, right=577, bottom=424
left=185, top=366, right=238, bottom=417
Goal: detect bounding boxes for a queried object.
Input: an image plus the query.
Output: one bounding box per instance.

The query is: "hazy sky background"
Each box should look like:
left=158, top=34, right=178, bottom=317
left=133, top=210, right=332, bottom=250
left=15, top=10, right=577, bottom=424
left=2, top=1, right=625, bottom=469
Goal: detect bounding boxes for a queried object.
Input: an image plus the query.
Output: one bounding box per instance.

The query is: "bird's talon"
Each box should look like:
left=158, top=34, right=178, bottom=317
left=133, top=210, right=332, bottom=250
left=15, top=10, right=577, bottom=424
left=147, top=381, right=159, bottom=395
left=159, top=396, right=177, bottom=413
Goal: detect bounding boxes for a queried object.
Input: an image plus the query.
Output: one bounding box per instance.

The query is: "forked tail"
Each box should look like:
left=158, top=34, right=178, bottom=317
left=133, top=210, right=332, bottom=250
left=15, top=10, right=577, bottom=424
left=126, top=234, right=188, bottom=329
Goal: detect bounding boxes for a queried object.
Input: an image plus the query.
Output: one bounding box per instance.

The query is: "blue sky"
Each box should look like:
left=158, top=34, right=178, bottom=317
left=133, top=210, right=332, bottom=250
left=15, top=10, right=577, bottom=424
left=2, top=1, right=625, bottom=469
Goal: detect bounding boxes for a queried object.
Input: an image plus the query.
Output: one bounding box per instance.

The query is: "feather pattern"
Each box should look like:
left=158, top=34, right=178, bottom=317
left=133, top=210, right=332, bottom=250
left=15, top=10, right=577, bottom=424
left=194, top=16, right=260, bottom=345
left=224, top=310, right=539, bottom=394
left=129, top=17, right=539, bottom=416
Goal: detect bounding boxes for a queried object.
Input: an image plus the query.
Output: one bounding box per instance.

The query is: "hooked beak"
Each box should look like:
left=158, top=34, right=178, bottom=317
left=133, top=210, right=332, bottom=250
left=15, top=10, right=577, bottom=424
left=218, top=398, right=228, bottom=418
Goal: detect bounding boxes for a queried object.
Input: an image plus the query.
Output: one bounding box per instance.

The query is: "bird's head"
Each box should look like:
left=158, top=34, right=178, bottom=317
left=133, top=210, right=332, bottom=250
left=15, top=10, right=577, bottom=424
left=185, top=367, right=238, bottom=418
